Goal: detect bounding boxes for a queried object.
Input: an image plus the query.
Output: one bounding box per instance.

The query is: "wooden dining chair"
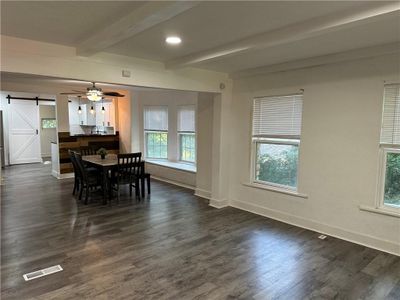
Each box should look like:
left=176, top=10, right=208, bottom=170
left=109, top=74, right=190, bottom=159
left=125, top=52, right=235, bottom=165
left=111, top=153, right=143, bottom=203
left=75, top=152, right=102, bottom=204
left=68, top=149, right=81, bottom=196
left=80, top=146, right=97, bottom=156
left=126, top=152, right=151, bottom=197
left=140, top=165, right=151, bottom=197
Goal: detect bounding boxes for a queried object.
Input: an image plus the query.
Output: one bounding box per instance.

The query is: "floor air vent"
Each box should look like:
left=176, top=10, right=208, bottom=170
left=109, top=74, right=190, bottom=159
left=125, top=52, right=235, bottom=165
left=23, top=265, right=63, bottom=281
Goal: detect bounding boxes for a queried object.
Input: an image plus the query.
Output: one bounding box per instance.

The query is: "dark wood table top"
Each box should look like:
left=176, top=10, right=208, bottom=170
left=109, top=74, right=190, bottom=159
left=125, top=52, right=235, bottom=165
left=82, top=154, right=118, bottom=167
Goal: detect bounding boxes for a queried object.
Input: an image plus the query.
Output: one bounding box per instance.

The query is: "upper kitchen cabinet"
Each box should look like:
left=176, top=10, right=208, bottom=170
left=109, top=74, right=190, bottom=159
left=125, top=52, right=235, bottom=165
left=69, top=103, right=95, bottom=126
left=68, top=97, right=117, bottom=134
left=83, top=104, right=96, bottom=126
left=95, top=101, right=116, bottom=128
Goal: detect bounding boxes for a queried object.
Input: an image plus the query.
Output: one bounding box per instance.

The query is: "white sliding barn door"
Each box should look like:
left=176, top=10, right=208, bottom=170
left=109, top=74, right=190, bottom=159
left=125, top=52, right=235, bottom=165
left=8, top=100, right=41, bottom=164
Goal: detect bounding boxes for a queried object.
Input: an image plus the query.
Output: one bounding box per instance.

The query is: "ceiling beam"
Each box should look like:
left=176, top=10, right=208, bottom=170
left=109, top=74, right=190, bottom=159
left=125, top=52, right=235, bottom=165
left=230, top=42, right=400, bottom=79
left=77, top=1, right=199, bottom=56
left=165, top=2, right=400, bottom=69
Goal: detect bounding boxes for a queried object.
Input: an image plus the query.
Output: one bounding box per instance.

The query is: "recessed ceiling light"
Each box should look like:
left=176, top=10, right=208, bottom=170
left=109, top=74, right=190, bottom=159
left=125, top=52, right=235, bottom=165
left=166, top=36, right=182, bottom=45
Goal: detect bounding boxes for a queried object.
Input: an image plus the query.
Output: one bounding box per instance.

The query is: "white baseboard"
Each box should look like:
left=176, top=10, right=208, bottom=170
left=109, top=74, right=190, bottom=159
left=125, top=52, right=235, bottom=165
left=152, top=176, right=195, bottom=190
left=230, top=199, right=400, bottom=256
left=209, top=198, right=229, bottom=209
left=194, top=188, right=212, bottom=200
left=53, top=171, right=74, bottom=179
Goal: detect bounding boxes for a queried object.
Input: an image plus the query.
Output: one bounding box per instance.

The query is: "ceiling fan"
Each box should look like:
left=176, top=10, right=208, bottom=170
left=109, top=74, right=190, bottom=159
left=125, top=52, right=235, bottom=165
left=61, top=82, right=125, bottom=101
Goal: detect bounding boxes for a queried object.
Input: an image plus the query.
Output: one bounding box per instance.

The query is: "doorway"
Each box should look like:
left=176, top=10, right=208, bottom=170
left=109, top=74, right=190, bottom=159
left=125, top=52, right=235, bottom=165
left=1, top=92, right=57, bottom=166
left=8, top=99, right=41, bottom=164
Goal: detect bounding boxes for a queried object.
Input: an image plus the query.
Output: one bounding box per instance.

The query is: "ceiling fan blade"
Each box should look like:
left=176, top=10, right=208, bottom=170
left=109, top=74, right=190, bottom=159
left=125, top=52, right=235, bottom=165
left=72, top=90, right=86, bottom=93
left=103, top=92, right=125, bottom=97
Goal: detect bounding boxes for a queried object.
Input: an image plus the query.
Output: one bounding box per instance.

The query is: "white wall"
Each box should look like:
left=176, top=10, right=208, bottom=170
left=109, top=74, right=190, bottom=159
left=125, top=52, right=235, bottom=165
left=116, top=90, right=131, bottom=153
left=229, top=53, right=400, bottom=255
left=1, top=35, right=229, bottom=93
left=130, top=92, right=141, bottom=153
left=39, top=104, right=56, bottom=157
left=135, top=89, right=197, bottom=187
left=196, top=92, right=214, bottom=199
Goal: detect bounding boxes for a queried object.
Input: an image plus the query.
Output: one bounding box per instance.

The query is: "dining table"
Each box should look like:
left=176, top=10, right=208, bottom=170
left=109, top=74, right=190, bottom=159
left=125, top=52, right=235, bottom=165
left=82, top=154, right=118, bottom=204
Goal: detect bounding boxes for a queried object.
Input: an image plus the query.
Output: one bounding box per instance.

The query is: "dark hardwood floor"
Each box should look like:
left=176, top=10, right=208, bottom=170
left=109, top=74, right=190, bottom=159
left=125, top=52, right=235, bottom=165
left=1, top=163, right=399, bottom=299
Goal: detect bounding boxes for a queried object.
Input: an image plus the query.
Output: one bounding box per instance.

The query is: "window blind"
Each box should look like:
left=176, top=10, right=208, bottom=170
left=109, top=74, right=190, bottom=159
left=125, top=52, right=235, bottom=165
left=178, top=105, right=195, bottom=132
left=252, top=94, right=303, bottom=139
left=381, top=84, right=400, bottom=144
left=144, top=106, right=168, bottom=131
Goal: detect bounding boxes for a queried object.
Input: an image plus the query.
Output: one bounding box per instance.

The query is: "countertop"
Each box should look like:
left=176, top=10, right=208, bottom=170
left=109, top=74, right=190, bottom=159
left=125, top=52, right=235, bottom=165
left=71, top=134, right=118, bottom=137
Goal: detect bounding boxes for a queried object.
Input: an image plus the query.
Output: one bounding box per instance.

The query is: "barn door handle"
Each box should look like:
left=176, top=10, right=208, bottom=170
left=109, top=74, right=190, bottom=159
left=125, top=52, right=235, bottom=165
left=36, top=129, right=39, bottom=135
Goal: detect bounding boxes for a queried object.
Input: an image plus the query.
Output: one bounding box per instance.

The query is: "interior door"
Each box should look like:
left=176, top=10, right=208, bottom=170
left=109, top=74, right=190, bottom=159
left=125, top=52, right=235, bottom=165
left=8, top=100, right=41, bottom=164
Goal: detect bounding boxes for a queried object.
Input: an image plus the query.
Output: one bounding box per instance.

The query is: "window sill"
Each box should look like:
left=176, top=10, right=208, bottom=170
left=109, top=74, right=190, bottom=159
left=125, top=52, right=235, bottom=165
left=242, top=182, right=308, bottom=198
left=359, top=205, right=400, bottom=218
left=146, top=159, right=196, bottom=173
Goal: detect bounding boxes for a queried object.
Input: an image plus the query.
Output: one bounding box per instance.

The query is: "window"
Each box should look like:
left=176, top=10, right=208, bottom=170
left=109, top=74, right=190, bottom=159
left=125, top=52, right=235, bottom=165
left=146, top=132, right=168, bottom=159
left=180, top=133, right=195, bottom=162
left=378, top=84, right=400, bottom=209
left=252, top=94, right=303, bottom=190
left=383, top=149, right=400, bottom=207
left=41, top=118, right=56, bottom=129
left=178, top=106, right=196, bottom=163
left=144, top=106, right=168, bottom=159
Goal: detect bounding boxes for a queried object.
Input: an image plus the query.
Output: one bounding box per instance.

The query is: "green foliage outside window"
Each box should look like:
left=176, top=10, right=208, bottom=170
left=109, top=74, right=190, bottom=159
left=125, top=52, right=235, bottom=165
left=256, top=142, right=298, bottom=188
left=384, top=152, right=400, bottom=207
left=42, top=118, right=56, bottom=129
left=146, top=132, right=168, bottom=159
left=180, top=133, right=195, bottom=162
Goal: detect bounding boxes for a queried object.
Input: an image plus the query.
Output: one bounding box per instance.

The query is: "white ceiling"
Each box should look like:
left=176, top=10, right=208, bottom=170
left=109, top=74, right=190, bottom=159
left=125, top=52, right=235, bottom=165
left=1, top=1, right=399, bottom=74
left=106, top=1, right=364, bottom=60
left=1, top=1, right=144, bottom=45
left=198, top=15, right=400, bottom=73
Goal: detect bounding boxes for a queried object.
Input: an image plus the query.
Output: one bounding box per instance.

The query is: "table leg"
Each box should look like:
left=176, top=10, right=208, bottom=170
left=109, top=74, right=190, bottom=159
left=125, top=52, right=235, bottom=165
left=141, top=177, right=145, bottom=198
left=102, top=168, right=108, bottom=205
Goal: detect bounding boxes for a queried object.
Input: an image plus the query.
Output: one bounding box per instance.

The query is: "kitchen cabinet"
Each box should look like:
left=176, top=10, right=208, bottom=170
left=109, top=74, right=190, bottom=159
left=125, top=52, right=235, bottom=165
left=68, top=101, right=80, bottom=125
left=78, top=105, right=87, bottom=125
left=95, top=102, right=115, bottom=127
left=75, top=104, right=95, bottom=126
left=69, top=100, right=115, bottom=127
left=95, top=104, right=103, bottom=126
left=85, top=104, right=96, bottom=126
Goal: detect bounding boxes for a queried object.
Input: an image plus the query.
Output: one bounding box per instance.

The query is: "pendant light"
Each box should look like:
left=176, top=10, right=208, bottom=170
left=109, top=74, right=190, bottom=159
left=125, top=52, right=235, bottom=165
left=101, top=98, right=105, bottom=114
left=77, top=96, right=82, bottom=114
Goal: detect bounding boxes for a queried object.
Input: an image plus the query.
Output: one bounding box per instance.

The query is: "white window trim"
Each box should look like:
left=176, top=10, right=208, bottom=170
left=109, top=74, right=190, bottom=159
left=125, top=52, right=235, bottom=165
left=178, top=132, right=196, bottom=164
left=144, top=130, right=168, bottom=160
left=242, top=182, right=308, bottom=198
left=146, top=159, right=196, bottom=173
left=373, top=147, right=400, bottom=216
left=250, top=138, right=300, bottom=192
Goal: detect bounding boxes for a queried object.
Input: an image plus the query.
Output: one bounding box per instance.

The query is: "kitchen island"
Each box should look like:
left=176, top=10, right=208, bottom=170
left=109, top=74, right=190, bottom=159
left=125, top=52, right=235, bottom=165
left=56, top=132, right=120, bottom=175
